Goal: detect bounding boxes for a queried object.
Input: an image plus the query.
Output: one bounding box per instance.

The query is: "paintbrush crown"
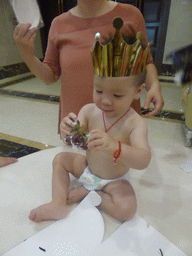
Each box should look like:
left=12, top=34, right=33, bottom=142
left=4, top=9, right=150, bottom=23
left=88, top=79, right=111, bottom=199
left=91, top=17, right=152, bottom=77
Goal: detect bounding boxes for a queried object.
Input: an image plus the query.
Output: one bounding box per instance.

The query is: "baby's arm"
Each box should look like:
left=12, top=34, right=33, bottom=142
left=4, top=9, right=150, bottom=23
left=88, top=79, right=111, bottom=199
left=60, top=112, right=78, bottom=141
left=88, top=118, right=151, bottom=170
left=120, top=118, right=151, bottom=170
left=77, top=104, right=90, bottom=132
left=60, top=104, right=91, bottom=141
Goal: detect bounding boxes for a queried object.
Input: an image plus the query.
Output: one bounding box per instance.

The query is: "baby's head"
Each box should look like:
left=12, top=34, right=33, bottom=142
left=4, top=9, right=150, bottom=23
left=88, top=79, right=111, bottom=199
left=93, top=72, right=146, bottom=117
left=91, top=17, right=151, bottom=116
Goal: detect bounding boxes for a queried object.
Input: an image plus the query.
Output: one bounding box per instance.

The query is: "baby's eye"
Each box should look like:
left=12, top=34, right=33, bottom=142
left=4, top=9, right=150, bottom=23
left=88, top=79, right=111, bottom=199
left=96, top=90, right=103, bottom=94
left=114, top=94, right=123, bottom=98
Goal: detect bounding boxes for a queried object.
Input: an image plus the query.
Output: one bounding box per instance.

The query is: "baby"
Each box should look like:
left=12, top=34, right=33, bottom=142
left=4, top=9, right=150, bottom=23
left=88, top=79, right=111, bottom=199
left=29, top=18, right=151, bottom=223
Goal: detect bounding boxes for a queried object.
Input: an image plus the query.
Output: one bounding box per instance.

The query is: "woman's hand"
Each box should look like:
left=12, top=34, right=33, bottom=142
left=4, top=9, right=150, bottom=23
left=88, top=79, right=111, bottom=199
left=87, top=129, right=117, bottom=153
left=13, top=23, right=37, bottom=57
left=144, top=63, right=164, bottom=117
left=144, top=84, right=164, bottom=117
left=0, top=156, right=18, bottom=167
left=60, top=113, right=78, bottom=141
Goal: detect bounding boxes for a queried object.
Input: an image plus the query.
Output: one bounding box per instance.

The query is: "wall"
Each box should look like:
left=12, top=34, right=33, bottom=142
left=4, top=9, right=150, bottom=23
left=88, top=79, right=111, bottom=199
left=0, top=0, right=43, bottom=67
left=163, top=0, right=192, bottom=64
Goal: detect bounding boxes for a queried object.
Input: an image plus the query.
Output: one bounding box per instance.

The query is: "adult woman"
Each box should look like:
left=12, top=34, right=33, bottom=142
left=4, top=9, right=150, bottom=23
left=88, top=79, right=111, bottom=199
left=14, top=0, right=164, bottom=139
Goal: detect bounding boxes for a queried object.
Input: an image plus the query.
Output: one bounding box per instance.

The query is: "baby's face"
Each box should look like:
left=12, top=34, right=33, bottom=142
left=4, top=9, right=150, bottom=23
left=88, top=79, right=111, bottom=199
left=93, top=75, right=141, bottom=117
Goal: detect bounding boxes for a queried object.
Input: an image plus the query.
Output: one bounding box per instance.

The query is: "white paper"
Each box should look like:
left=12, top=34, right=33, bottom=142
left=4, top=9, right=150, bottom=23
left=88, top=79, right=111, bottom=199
left=11, top=0, right=43, bottom=28
left=1, top=147, right=188, bottom=256
left=130, top=226, right=187, bottom=256
left=180, top=158, right=192, bottom=173
left=91, top=215, right=187, bottom=256
left=2, top=192, right=104, bottom=256
left=91, top=215, right=148, bottom=256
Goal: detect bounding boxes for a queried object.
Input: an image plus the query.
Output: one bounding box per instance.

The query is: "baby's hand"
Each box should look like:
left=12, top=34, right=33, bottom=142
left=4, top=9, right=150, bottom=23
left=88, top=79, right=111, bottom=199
left=60, top=113, right=78, bottom=141
left=87, top=129, right=117, bottom=152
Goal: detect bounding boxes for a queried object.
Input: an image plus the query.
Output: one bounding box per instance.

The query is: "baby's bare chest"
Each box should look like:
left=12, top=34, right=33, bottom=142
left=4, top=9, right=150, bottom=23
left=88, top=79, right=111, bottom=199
left=88, top=114, right=131, bottom=144
left=86, top=113, right=132, bottom=178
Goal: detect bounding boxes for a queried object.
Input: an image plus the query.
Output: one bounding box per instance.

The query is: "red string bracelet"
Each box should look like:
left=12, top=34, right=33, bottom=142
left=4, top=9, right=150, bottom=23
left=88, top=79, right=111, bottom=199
left=114, top=141, right=121, bottom=165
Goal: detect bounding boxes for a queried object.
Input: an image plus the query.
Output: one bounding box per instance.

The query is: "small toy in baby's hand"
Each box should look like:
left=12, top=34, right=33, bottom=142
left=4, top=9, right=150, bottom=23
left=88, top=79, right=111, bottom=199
left=64, top=121, right=89, bottom=150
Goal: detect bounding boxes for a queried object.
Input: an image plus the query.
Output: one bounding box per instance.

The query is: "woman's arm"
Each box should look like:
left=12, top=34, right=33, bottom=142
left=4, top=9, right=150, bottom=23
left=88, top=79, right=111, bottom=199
left=14, top=23, right=59, bottom=84
left=144, top=63, right=164, bottom=117
left=0, top=156, right=18, bottom=167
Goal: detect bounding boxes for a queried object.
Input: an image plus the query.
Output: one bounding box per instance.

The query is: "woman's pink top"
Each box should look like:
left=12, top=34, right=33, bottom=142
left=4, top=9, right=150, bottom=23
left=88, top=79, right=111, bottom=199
left=43, top=3, right=153, bottom=132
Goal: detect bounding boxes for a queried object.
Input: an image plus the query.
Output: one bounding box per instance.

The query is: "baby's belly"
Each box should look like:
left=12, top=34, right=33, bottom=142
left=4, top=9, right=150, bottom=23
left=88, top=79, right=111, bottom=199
left=86, top=151, right=128, bottom=179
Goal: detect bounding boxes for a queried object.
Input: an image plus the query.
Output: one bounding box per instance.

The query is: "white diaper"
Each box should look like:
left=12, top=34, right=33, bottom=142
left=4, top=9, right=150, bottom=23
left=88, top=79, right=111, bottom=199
left=78, top=166, right=123, bottom=191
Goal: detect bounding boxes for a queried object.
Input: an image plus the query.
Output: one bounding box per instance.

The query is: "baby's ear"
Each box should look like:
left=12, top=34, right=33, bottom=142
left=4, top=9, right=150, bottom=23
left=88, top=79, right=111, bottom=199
left=134, top=84, right=145, bottom=100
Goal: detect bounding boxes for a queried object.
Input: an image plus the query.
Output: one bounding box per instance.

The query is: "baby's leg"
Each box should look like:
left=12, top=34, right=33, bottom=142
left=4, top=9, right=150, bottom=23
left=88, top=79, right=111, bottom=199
left=67, top=186, right=89, bottom=204
left=97, top=180, right=137, bottom=222
left=29, top=152, right=87, bottom=222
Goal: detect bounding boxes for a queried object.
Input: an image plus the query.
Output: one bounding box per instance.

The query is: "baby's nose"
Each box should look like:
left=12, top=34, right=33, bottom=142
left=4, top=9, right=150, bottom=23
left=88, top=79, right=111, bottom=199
left=101, top=96, right=112, bottom=106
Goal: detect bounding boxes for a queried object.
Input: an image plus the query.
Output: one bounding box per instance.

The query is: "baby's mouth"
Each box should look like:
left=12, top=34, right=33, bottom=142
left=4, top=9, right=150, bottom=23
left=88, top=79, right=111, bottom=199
left=102, top=109, right=113, bottom=112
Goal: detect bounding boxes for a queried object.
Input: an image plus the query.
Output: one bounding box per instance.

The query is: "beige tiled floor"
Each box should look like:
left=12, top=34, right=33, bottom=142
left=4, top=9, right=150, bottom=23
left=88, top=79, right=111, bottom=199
left=141, top=81, right=184, bottom=113
left=0, top=77, right=192, bottom=255
left=3, top=76, right=184, bottom=113
left=2, top=77, right=61, bottom=96
left=0, top=95, right=62, bottom=147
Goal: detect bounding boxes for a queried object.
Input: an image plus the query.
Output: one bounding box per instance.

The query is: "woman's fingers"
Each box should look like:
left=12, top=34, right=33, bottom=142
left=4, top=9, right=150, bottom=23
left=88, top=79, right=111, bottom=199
left=14, top=23, right=31, bottom=38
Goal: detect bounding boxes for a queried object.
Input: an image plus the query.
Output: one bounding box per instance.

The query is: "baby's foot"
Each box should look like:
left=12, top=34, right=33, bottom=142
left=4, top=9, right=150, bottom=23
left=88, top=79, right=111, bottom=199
left=29, top=201, right=69, bottom=223
left=67, top=186, right=89, bottom=204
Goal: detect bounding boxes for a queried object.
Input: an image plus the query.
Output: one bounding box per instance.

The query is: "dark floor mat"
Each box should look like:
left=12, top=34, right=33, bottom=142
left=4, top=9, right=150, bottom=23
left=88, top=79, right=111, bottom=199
left=0, top=139, right=40, bottom=158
